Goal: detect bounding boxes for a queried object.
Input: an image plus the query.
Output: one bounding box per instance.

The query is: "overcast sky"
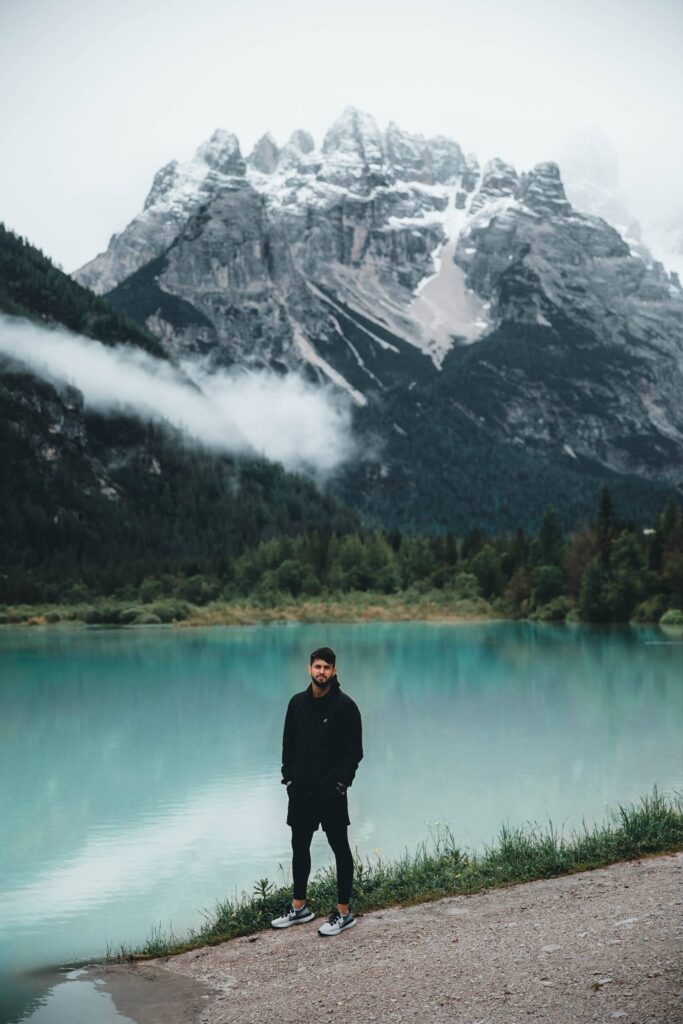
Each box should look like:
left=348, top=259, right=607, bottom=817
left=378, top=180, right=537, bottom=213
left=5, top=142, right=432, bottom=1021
left=1, top=0, right=680, bottom=273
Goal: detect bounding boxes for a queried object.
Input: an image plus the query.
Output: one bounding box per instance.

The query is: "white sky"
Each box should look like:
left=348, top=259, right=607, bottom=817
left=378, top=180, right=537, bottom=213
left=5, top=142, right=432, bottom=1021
left=1, top=0, right=681, bottom=274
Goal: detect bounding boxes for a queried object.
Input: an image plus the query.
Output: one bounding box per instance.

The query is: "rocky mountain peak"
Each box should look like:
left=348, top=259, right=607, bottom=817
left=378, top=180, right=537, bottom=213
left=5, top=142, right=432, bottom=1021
left=70, top=108, right=683, bottom=504
left=516, top=161, right=571, bottom=216
left=383, top=122, right=431, bottom=183
left=288, top=129, right=315, bottom=154
left=468, top=158, right=518, bottom=215
left=278, top=129, right=318, bottom=174
left=427, top=135, right=468, bottom=185
left=248, top=133, right=280, bottom=174
left=484, top=158, right=519, bottom=192
left=382, top=124, right=468, bottom=186
left=194, top=129, right=246, bottom=176
left=322, top=106, right=382, bottom=153
left=320, top=106, right=390, bottom=190
left=143, top=160, right=180, bottom=211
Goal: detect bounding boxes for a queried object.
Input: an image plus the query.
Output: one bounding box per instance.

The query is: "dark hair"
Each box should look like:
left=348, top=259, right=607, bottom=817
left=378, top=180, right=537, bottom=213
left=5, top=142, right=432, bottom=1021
left=310, top=646, right=336, bottom=666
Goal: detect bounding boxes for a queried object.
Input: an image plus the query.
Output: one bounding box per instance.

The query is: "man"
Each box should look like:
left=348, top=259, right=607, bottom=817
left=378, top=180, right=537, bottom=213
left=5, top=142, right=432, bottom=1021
left=271, top=646, right=363, bottom=936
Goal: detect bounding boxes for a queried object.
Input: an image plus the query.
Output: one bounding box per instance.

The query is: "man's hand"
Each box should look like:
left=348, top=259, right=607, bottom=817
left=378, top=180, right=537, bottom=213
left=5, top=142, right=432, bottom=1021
left=335, top=781, right=347, bottom=796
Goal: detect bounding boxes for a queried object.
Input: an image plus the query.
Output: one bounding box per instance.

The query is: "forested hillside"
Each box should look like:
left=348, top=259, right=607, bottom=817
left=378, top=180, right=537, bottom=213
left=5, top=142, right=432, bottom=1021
left=0, top=227, right=360, bottom=597
left=0, top=223, right=166, bottom=357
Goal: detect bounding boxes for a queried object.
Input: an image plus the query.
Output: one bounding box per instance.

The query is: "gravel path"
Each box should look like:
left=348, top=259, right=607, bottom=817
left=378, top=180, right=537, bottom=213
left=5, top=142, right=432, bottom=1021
left=98, top=852, right=682, bottom=1024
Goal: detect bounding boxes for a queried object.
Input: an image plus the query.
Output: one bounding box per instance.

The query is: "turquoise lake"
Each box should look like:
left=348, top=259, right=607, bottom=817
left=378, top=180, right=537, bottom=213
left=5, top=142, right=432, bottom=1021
left=1, top=620, right=681, bottom=1022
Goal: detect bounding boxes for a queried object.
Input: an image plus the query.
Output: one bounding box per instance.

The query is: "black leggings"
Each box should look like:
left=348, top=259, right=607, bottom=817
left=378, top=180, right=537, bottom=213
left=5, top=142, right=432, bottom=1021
left=291, top=822, right=354, bottom=904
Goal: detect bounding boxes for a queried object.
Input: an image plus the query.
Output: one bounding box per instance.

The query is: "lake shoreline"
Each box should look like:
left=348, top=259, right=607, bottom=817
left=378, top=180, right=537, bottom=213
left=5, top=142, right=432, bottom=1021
left=0, top=594, right=504, bottom=628
left=88, top=849, right=683, bottom=1024
left=104, top=788, right=682, bottom=963
left=3, top=592, right=677, bottom=629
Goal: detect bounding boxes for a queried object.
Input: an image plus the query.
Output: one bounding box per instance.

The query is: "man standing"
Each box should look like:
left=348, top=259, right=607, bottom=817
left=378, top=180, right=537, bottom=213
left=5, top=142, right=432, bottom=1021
left=271, top=646, right=363, bottom=936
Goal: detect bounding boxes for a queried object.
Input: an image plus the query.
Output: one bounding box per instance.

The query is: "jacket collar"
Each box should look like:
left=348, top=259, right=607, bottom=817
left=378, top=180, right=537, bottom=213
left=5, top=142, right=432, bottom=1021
left=307, top=673, right=340, bottom=700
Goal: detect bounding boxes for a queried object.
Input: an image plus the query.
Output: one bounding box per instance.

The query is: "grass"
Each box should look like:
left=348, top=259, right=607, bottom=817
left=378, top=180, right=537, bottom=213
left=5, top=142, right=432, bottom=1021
left=0, top=591, right=498, bottom=628
left=104, top=785, right=682, bottom=963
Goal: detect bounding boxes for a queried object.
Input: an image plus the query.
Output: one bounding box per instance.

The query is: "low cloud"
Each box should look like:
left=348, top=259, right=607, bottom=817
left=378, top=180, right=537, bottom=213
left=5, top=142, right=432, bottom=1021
left=0, top=314, right=357, bottom=475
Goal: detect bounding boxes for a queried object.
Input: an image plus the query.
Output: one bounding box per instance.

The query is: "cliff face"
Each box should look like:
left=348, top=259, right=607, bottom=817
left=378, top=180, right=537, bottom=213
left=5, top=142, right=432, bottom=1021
left=443, top=160, right=683, bottom=486
left=72, top=107, right=683, bottom=509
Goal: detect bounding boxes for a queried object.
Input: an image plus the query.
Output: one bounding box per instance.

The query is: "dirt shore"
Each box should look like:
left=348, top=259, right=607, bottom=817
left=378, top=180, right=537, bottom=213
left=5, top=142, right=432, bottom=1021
left=95, top=851, right=682, bottom=1024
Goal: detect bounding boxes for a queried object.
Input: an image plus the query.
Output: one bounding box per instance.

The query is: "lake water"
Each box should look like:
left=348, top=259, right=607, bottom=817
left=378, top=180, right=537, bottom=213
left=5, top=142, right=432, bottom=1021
left=1, top=620, right=681, bottom=1022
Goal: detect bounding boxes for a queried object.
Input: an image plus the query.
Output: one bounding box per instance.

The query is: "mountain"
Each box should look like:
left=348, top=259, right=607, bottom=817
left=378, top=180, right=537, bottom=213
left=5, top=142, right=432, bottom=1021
left=0, top=227, right=360, bottom=595
left=72, top=108, right=683, bottom=529
left=558, top=128, right=682, bottom=283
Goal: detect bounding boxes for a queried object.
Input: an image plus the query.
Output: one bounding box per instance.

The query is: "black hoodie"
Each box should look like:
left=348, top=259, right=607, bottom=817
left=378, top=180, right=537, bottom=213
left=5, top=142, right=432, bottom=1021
left=280, top=674, right=363, bottom=797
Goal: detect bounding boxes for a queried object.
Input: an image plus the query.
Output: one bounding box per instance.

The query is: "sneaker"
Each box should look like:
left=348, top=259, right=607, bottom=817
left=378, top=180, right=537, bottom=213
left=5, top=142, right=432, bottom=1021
left=317, top=908, right=356, bottom=936
left=271, top=903, right=315, bottom=928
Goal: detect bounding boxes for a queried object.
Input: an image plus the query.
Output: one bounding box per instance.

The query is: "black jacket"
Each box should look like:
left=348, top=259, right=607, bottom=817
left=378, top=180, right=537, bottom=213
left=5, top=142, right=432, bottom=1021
left=281, top=675, right=363, bottom=795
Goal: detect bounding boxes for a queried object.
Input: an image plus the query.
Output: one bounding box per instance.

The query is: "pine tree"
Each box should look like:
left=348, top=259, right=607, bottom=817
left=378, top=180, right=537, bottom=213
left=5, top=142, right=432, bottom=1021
left=538, top=505, right=565, bottom=566
left=596, top=484, right=617, bottom=565
left=579, top=557, right=611, bottom=622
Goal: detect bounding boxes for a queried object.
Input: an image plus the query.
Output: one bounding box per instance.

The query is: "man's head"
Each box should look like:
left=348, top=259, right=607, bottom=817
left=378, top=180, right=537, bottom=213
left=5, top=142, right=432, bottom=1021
left=308, top=646, right=336, bottom=691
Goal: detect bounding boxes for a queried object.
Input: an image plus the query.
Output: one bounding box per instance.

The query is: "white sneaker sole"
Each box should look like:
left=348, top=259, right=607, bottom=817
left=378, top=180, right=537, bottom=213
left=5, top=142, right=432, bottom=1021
left=271, top=911, right=315, bottom=928
left=318, top=917, right=357, bottom=936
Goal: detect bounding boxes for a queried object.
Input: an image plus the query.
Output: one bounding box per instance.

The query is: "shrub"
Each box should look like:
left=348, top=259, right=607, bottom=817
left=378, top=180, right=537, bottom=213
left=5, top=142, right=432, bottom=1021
left=119, top=607, right=143, bottom=624
left=631, top=594, right=668, bottom=623
left=139, top=577, right=164, bottom=603
left=532, top=596, right=574, bottom=622
left=660, top=608, right=683, bottom=626
left=136, top=612, right=162, bottom=625
left=150, top=601, right=190, bottom=623
left=453, top=597, right=491, bottom=616
left=453, top=572, right=481, bottom=599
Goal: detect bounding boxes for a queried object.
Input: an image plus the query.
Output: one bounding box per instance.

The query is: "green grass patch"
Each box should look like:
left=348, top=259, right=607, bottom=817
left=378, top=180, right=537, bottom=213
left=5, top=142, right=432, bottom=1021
left=0, top=591, right=497, bottom=628
left=105, top=785, right=682, bottom=963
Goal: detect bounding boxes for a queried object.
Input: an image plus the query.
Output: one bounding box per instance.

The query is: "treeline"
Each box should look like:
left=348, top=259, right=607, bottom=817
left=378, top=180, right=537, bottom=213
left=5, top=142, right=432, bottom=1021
left=0, top=415, right=360, bottom=605
left=200, top=486, right=683, bottom=623
left=4, top=487, right=682, bottom=624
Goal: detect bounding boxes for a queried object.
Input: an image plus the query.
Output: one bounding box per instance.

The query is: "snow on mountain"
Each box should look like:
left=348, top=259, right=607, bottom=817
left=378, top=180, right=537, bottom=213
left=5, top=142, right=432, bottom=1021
left=76, top=129, right=248, bottom=295
left=409, top=177, right=490, bottom=364
left=75, top=107, right=497, bottom=382
left=71, top=108, right=683, bottom=492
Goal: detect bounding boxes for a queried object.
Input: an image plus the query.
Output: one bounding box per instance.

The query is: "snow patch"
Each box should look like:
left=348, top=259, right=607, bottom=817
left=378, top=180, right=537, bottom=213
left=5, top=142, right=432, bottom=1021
left=409, top=179, right=490, bottom=366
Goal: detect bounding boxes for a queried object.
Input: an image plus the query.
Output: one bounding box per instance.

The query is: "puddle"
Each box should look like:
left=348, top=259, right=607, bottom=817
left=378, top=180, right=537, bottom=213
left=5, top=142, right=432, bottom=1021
left=3, top=962, right=215, bottom=1024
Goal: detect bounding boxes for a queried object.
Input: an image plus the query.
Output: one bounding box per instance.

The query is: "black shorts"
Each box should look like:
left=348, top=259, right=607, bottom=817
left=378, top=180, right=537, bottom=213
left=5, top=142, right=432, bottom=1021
left=286, top=783, right=351, bottom=831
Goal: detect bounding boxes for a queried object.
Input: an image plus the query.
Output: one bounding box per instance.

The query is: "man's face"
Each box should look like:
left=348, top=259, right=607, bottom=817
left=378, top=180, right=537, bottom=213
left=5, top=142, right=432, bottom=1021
left=308, top=659, right=335, bottom=688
